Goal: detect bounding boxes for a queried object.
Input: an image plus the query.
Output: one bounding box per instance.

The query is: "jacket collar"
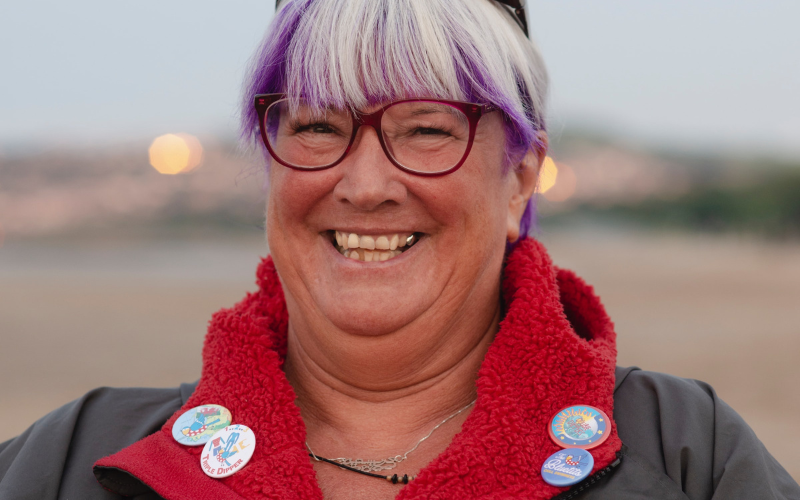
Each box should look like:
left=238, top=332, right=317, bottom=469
left=95, top=238, right=621, bottom=499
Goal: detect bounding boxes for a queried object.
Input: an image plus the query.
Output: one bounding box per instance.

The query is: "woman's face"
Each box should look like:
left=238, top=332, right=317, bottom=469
left=267, top=107, right=538, bottom=338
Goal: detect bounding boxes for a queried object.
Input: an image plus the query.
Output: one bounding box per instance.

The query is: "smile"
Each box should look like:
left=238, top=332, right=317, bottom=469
left=331, top=231, right=420, bottom=262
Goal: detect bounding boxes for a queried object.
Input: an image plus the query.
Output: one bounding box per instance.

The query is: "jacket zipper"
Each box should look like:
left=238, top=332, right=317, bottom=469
left=550, top=451, right=623, bottom=500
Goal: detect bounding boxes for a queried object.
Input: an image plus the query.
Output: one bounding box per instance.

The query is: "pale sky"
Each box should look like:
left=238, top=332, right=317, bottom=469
left=1, top=1, right=798, bottom=158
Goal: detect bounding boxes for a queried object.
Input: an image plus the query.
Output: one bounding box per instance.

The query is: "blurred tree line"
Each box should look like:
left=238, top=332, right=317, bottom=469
left=560, top=157, right=800, bottom=239
left=610, top=170, right=800, bottom=238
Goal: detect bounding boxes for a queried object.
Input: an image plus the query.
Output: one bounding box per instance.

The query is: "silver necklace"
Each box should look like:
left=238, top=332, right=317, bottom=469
left=306, top=399, right=476, bottom=474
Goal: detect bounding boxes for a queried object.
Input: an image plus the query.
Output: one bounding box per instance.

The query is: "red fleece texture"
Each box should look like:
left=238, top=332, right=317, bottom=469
left=95, top=238, right=621, bottom=499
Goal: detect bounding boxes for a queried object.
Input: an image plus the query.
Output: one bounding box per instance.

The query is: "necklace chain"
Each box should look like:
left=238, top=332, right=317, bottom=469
left=306, top=399, right=476, bottom=474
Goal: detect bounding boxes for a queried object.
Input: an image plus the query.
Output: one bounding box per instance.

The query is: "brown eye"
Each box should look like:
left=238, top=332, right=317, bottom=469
left=294, top=123, right=336, bottom=134
left=414, top=127, right=451, bottom=136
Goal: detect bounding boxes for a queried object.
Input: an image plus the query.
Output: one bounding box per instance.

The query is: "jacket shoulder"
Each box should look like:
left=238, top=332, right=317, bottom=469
left=609, top=367, right=799, bottom=499
left=0, top=383, right=197, bottom=500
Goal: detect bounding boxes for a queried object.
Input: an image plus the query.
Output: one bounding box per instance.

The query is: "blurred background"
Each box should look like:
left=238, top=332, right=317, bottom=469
left=1, top=0, right=799, bottom=480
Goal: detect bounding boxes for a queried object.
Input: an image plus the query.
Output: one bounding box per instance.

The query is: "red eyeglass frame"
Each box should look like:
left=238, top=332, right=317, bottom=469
left=254, top=93, right=499, bottom=177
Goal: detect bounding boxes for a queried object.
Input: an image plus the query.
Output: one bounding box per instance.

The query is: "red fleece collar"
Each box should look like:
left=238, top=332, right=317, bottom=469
left=95, top=238, right=621, bottom=499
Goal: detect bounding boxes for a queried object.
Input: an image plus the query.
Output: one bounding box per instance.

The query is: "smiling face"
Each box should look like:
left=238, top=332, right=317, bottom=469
left=267, top=108, right=537, bottom=340
left=247, top=0, right=550, bottom=347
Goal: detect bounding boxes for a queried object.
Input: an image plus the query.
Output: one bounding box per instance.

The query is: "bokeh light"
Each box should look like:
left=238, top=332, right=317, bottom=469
left=543, top=162, right=577, bottom=202
left=149, top=133, right=203, bottom=175
left=536, top=156, right=558, bottom=194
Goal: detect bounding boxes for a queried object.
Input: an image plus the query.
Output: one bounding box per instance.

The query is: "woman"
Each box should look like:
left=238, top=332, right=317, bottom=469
left=1, top=0, right=798, bottom=499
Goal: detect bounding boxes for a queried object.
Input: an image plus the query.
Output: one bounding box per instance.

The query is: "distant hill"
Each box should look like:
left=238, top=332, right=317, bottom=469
left=1, top=133, right=798, bottom=240
left=0, top=140, right=266, bottom=239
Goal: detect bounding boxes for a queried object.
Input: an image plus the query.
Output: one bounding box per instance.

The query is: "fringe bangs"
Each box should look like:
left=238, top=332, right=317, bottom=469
left=284, top=0, right=464, bottom=111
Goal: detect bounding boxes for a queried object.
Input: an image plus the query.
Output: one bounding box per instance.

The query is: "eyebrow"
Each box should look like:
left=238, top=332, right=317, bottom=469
left=408, top=104, right=462, bottom=118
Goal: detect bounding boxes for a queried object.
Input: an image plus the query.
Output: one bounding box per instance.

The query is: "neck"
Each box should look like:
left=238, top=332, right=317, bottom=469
left=283, top=300, right=500, bottom=458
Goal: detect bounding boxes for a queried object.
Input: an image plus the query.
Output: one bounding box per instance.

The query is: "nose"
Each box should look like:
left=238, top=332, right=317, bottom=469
left=332, top=126, right=407, bottom=211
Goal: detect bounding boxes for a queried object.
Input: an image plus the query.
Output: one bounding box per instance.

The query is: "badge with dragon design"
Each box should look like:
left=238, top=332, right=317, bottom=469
left=548, top=405, right=610, bottom=449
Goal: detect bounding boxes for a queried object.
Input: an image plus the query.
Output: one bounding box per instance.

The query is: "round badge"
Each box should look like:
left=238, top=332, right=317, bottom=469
left=201, top=424, right=256, bottom=478
left=548, top=405, right=610, bottom=449
left=541, top=448, right=594, bottom=486
left=171, top=405, right=232, bottom=446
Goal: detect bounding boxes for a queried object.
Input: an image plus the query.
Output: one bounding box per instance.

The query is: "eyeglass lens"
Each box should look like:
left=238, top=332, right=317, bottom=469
left=265, top=99, right=471, bottom=174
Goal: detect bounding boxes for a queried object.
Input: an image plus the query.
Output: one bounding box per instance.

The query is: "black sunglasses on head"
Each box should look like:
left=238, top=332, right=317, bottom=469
left=494, top=0, right=529, bottom=37
left=274, top=0, right=529, bottom=38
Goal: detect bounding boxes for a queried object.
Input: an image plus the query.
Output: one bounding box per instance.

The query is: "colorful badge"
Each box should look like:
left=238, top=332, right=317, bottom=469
left=548, top=405, right=610, bottom=449
left=201, top=424, right=256, bottom=478
left=172, top=404, right=232, bottom=446
left=541, top=448, right=594, bottom=487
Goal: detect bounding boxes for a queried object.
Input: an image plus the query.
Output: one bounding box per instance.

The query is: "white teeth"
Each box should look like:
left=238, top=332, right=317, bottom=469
left=334, top=231, right=418, bottom=262
left=360, top=235, right=375, bottom=250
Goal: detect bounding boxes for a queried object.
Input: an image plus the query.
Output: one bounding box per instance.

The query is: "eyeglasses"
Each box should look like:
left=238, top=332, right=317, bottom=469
left=254, top=94, right=499, bottom=177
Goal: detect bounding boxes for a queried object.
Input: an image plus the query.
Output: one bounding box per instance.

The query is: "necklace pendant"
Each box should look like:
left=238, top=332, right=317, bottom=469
left=333, top=455, right=404, bottom=473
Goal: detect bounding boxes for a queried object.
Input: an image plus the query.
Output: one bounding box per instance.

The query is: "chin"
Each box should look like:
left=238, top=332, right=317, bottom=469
left=320, top=293, right=428, bottom=338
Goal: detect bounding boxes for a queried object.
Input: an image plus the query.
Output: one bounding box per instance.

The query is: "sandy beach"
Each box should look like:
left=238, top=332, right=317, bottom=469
left=1, top=227, right=798, bottom=480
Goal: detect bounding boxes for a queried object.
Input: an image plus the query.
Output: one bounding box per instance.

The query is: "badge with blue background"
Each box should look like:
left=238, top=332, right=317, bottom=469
left=172, top=404, right=232, bottom=446
left=548, top=405, right=610, bottom=449
left=541, top=448, right=594, bottom=487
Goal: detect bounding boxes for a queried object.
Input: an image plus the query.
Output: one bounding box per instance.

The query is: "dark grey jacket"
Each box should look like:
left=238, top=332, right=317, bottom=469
left=1, top=367, right=798, bottom=499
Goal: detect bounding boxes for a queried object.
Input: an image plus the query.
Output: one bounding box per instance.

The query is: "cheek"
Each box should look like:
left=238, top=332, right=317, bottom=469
left=429, top=144, right=511, bottom=240
left=402, top=144, right=512, bottom=292
left=266, top=167, right=338, bottom=236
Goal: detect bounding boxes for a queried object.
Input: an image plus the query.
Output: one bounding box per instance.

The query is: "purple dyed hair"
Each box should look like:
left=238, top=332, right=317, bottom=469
left=240, top=0, right=547, bottom=242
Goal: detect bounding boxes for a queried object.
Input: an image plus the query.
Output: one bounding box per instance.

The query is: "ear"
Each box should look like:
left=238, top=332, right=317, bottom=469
left=507, top=132, right=548, bottom=243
